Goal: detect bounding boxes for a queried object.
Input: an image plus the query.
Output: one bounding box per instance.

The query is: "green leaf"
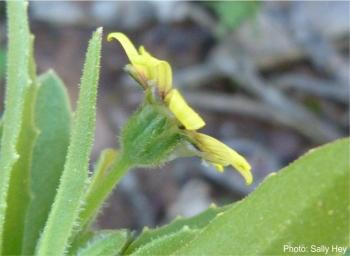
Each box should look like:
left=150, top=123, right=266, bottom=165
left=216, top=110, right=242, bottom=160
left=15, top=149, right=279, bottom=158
left=345, top=248, right=350, bottom=256
left=70, top=149, right=117, bottom=243
left=22, top=70, right=72, bottom=255
left=70, top=149, right=118, bottom=250
left=36, top=28, right=102, bottom=256
left=131, top=227, right=199, bottom=256
left=0, top=49, right=6, bottom=79
left=174, top=138, right=350, bottom=255
left=68, top=230, right=95, bottom=255
left=125, top=204, right=229, bottom=254
left=77, top=230, right=129, bottom=256
left=2, top=36, right=38, bottom=255
left=0, top=120, right=2, bottom=148
left=0, top=0, right=31, bottom=251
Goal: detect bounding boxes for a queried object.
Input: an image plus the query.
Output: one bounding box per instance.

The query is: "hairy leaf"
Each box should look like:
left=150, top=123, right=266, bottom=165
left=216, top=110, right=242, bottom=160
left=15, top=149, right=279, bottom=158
left=22, top=71, right=71, bottom=255
left=0, top=120, right=2, bottom=149
left=77, top=230, right=129, bottom=256
left=0, top=1, right=31, bottom=251
left=131, top=227, right=198, bottom=256
left=0, top=49, right=5, bottom=79
left=125, top=204, right=229, bottom=254
left=36, top=28, right=102, bottom=256
left=2, top=36, right=38, bottom=255
left=174, top=138, right=350, bottom=255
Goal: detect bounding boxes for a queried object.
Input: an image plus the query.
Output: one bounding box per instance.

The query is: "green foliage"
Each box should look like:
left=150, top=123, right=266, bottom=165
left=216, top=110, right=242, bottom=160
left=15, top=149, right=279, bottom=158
left=131, top=227, right=198, bottom=256
left=345, top=248, right=350, bottom=256
left=0, top=1, right=31, bottom=252
left=2, top=37, right=38, bottom=255
left=0, top=120, right=2, bottom=145
left=36, top=28, right=102, bottom=256
left=0, top=1, right=348, bottom=255
left=125, top=204, right=230, bottom=254
left=77, top=148, right=118, bottom=231
left=125, top=138, right=349, bottom=255
left=77, top=230, right=129, bottom=256
left=89, top=149, right=118, bottom=189
left=76, top=157, right=130, bottom=241
left=206, top=1, right=260, bottom=33
left=75, top=102, right=185, bottom=241
left=190, top=138, right=348, bottom=256
left=0, top=49, right=6, bottom=79
left=22, top=71, right=72, bottom=255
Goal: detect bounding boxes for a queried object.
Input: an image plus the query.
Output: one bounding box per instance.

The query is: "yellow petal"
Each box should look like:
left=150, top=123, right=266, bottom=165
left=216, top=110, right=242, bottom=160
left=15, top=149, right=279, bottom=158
left=138, top=46, right=172, bottom=93
left=154, top=61, right=172, bottom=95
left=165, top=89, right=205, bottom=130
left=228, top=149, right=253, bottom=185
left=162, top=62, right=172, bottom=94
left=108, top=33, right=173, bottom=94
left=107, top=33, right=139, bottom=66
left=138, top=46, right=157, bottom=68
left=139, top=46, right=157, bottom=62
left=191, top=132, right=253, bottom=185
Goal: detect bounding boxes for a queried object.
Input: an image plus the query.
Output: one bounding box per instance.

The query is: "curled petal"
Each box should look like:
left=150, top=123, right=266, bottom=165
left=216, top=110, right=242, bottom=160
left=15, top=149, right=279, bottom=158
left=190, top=132, right=253, bottom=185
left=108, top=33, right=173, bottom=94
left=166, top=89, right=205, bottom=130
left=107, top=33, right=138, bottom=65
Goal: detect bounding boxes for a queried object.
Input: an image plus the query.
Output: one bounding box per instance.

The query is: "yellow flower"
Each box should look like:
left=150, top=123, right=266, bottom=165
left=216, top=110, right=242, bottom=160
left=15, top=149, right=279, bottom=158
left=187, top=132, right=252, bottom=185
left=108, top=32, right=253, bottom=185
left=107, top=33, right=172, bottom=95
left=107, top=32, right=205, bottom=130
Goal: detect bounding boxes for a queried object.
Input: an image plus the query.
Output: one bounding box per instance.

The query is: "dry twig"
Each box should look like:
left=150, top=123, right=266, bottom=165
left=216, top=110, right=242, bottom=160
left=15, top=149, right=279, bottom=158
left=271, top=73, right=349, bottom=104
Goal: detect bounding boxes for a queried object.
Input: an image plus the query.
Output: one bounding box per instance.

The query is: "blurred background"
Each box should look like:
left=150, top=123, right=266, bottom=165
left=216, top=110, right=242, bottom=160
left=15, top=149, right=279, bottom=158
left=0, top=1, right=349, bottom=231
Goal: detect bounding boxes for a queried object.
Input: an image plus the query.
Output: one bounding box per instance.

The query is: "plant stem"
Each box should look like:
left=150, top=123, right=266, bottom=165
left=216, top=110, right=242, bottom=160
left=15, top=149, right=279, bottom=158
left=79, top=154, right=131, bottom=230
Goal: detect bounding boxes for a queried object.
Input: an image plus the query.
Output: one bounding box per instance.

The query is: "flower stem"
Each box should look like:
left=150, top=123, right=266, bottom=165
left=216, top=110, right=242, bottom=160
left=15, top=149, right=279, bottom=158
left=69, top=154, right=131, bottom=253
left=79, top=153, right=131, bottom=230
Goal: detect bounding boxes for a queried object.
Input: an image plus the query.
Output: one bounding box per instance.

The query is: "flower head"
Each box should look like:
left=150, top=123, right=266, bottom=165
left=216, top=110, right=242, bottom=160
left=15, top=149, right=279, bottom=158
left=109, top=32, right=253, bottom=185
left=107, top=32, right=205, bottom=131
left=108, top=33, right=172, bottom=95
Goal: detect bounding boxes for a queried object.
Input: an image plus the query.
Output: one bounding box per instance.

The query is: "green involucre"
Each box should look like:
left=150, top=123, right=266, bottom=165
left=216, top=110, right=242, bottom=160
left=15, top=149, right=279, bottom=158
left=121, top=103, right=184, bottom=166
